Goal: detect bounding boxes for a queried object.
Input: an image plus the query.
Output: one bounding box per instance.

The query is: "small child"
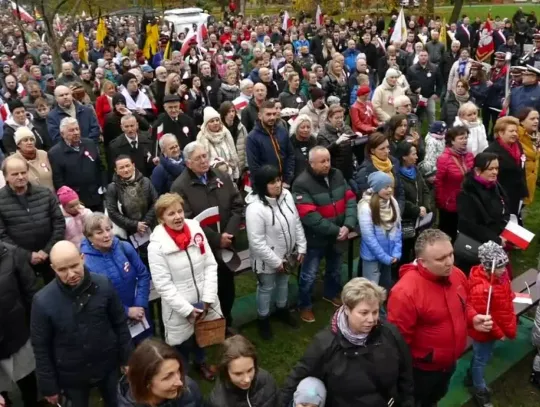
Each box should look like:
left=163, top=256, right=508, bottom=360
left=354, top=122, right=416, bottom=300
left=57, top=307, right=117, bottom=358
left=57, top=186, right=92, bottom=248
left=467, top=241, right=516, bottom=406
left=293, top=377, right=326, bottom=407
left=419, top=121, right=447, bottom=185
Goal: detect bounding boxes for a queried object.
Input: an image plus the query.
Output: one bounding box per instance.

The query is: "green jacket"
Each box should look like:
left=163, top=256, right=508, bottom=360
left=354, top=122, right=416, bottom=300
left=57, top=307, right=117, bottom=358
left=292, top=166, right=357, bottom=248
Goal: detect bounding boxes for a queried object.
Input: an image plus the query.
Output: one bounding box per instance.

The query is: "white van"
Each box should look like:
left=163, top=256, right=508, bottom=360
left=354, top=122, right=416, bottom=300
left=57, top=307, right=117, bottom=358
left=163, top=7, right=210, bottom=35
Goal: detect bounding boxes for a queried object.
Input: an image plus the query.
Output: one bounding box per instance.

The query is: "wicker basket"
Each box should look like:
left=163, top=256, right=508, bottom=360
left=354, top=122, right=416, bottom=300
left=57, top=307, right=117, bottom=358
left=194, top=317, right=226, bottom=348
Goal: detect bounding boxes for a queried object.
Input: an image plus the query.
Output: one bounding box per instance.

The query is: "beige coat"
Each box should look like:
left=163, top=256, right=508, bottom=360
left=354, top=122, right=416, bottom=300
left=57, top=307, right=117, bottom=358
left=372, top=79, right=406, bottom=122
left=13, top=150, right=54, bottom=191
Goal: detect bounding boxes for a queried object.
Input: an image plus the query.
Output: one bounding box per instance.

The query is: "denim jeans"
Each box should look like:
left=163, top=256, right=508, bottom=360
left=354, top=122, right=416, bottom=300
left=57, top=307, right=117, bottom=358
left=298, top=246, right=342, bottom=310
left=62, top=369, right=118, bottom=407
left=256, top=272, right=289, bottom=317
left=175, top=335, right=205, bottom=369
left=362, top=260, right=393, bottom=291
left=471, top=340, right=496, bottom=390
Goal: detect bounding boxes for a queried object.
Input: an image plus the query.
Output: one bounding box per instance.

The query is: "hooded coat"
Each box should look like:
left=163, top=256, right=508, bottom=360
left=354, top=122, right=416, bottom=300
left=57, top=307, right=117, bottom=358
left=372, top=79, right=406, bottom=122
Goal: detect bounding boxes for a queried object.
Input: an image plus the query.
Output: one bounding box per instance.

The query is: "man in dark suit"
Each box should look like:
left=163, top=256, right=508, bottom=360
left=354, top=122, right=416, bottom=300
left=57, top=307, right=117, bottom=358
left=107, top=114, right=154, bottom=178
left=455, top=16, right=473, bottom=50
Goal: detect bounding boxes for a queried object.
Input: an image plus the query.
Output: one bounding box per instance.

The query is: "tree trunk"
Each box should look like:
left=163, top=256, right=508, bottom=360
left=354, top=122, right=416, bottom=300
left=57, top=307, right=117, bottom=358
left=449, top=0, right=464, bottom=23
left=426, top=0, right=434, bottom=19
left=50, top=40, right=63, bottom=75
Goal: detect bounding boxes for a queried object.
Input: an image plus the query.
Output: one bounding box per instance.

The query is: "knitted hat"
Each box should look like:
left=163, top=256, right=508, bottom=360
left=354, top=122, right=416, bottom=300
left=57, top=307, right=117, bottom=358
left=203, top=106, right=221, bottom=126
left=356, top=85, right=371, bottom=97
left=112, top=93, right=127, bottom=107
left=122, top=72, right=137, bottom=87
left=14, top=127, right=35, bottom=145
left=310, top=87, right=326, bottom=102
left=428, top=121, right=447, bottom=137
left=385, top=68, right=400, bottom=79
left=478, top=241, right=509, bottom=270
left=57, top=186, right=79, bottom=206
left=368, top=171, right=393, bottom=193
left=7, top=99, right=25, bottom=113
left=327, top=95, right=340, bottom=106
left=293, top=377, right=327, bottom=407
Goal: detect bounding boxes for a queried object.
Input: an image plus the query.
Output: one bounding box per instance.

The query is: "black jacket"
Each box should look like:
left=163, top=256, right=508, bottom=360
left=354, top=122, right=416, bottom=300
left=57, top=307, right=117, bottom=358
left=406, top=63, right=443, bottom=98
left=290, top=135, right=317, bottom=181
left=108, top=132, right=154, bottom=178
left=280, top=323, right=414, bottom=407
left=262, top=79, right=280, bottom=100
left=0, top=242, right=38, bottom=359
left=0, top=184, right=65, bottom=256
left=484, top=141, right=528, bottom=215
left=399, top=169, right=432, bottom=224
left=278, top=87, right=307, bottom=110
left=317, top=123, right=355, bottom=180
left=201, top=75, right=222, bottom=109
left=152, top=113, right=197, bottom=152
left=31, top=271, right=132, bottom=396
left=457, top=172, right=510, bottom=246
left=240, top=99, right=260, bottom=134
left=32, top=116, right=51, bottom=149
left=48, top=138, right=107, bottom=208
left=356, top=42, right=378, bottom=71
left=2, top=122, right=51, bottom=155
left=105, top=172, right=158, bottom=235
left=103, top=111, right=150, bottom=147
left=171, top=168, right=244, bottom=253
left=440, top=91, right=474, bottom=127
left=440, top=50, right=459, bottom=81
left=321, top=75, right=350, bottom=109
left=208, top=368, right=278, bottom=407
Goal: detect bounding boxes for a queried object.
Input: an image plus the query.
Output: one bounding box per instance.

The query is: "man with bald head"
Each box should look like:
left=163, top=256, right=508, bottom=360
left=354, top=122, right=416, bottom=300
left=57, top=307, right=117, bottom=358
left=47, top=85, right=100, bottom=143
left=241, top=82, right=268, bottom=133
left=31, top=240, right=131, bottom=407
left=259, top=67, right=279, bottom=99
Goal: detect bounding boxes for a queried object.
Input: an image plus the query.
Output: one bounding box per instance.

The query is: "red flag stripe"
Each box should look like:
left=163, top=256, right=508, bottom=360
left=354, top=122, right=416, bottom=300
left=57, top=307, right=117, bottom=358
left=199, top=214, right=221, bottom=227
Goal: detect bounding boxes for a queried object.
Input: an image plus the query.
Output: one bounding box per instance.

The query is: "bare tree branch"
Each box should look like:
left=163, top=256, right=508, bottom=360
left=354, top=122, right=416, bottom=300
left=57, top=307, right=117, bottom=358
left=52, top=0, right=70, bottom=17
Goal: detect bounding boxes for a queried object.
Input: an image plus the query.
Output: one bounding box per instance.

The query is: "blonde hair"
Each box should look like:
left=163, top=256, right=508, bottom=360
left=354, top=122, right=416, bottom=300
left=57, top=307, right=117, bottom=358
left=101, top=80, right=115, bottom=95
left=341, top=277, right=387, bottom=309
left=493, top=116, right=520, bottom=137
left=155, top=193, right=184, bottom=222
left=458, top=101, right=478, bottom=118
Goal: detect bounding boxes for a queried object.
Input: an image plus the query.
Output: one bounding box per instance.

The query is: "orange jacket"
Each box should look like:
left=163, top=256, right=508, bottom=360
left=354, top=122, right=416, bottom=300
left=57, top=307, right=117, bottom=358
left=467, top=265, right=517, bottom=342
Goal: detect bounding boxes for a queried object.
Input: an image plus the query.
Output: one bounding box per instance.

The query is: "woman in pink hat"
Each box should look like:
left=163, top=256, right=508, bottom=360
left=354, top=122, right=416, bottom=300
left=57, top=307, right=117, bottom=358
left=57, top=186, right=92, bottom=248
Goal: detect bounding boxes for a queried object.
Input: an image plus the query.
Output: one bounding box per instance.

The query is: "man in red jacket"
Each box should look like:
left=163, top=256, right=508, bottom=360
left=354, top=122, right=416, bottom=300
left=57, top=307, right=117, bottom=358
left=387, top=229, right=493, bottom=407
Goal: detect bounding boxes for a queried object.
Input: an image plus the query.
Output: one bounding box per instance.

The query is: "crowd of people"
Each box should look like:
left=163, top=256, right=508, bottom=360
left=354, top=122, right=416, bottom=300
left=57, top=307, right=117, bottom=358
left=1, top=4, right=540, bottom=407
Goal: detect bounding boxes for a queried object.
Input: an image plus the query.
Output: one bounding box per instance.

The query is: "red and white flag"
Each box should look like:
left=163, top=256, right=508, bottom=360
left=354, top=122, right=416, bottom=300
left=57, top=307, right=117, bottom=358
left=282, top=11, right=292, bottom=31
left=233, top=99, right=248, bottom=112
left=11, top=1, right=35, bottom=23
left=180, top=29, right=197, bottom=56
left=315, top=5, right=323, bottom=28
left=501, top=220, right=535, bottom=250
left=197, top=23, right=208, bottom=48
left=156, top=123, right=164, bottom=140
left=476, top=20, right=494, bottom=62
left=194, top=206, right=221, bottom=232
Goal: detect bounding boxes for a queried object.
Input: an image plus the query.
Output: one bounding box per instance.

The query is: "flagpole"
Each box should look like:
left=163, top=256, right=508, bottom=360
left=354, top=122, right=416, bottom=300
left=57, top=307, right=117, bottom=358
left=504, top=52, right=512, bottom=117
left=14, top=0, right=28, bottom=55
left=485, top=256, right=497, bottom=315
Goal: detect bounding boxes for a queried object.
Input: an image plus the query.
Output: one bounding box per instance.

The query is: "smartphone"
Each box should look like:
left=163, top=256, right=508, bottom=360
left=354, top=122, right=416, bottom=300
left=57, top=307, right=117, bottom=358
left=192, top=301, right=204, bottom=310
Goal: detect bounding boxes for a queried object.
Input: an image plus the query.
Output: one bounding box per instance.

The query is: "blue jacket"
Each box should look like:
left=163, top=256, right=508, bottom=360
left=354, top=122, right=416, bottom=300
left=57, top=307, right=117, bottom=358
left=469, top=81, right=489, bottom=108
left=248, top=68, right=261, bottom=84
left=484, top=74, right=506, bottom=109
left=343, top=48, right=360, bottom=72
left=293, top=39, right=310, bottom=55
left=47, top=102, right=100, bottom=143
left=358, top=194, right=402, bottom=265
left=246, top=121, right=295, bottom=184
left=151, top=156, right=186, bottom=195
left=80, top=237, right=150, bottom=314
left=31, top=271, right=132, bottom=395
left=509, top=84, right=540, bottom=116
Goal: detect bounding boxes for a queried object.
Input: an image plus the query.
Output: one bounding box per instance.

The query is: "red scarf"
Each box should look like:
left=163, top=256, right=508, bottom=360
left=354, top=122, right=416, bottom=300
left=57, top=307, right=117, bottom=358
left=165, top=223, right=192, bottom=251
left=497, top=137, right=520, bottom=165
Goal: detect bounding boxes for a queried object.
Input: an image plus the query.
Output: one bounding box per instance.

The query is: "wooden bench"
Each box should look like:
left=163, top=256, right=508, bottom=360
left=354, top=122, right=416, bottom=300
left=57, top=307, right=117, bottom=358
left=464, top=268, right=539, bottom=352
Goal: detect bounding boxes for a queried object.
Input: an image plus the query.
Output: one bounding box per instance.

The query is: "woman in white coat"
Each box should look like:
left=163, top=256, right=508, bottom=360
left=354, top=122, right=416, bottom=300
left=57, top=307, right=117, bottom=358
left=246, top=165, right=307, bottom=340
left=453, top=101, right=489, bottom=156
left=148, top=193, right=221, bottom=381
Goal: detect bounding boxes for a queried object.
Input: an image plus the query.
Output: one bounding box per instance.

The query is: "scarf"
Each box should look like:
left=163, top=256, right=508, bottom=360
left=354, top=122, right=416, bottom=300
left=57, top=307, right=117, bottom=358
left=428, top=131, right=445, bottom=140
left=334, top=306, right=369, bottom=346
left=198, top=125, right=239, bottom=178
left=458, top=60, right=468, bottom=78
left=451, top=146, right=468, bottom=156
left=454, top=91, right=470, bottom=105
left=379, top=198, right=395, bottom=231
left=497, top=137, right=521, bottom=165
left=371, top=155, right=395, bottom=183
left=399, top=165, right=417, bottom=180
left=121, top=87, right=152, bottom=110
left=165, top=223, right=192, bottom=251
left=61, top=103, right=77, bottom=118
left=20, top=148, right=37, bottom=160
left=474, top=174, right=496, bottom=189
left=221, top=83, right=239, bottom=93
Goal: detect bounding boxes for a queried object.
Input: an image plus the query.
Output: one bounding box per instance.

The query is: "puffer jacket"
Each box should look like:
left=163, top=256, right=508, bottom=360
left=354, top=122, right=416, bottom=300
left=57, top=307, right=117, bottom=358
left=209, top=368, right=279, bottom=407
left=0, top=241, right=38, bottom=359
left=533, top=289, right=540, bottom=348
left=399, top=169, right=432, bottom=223
left=105, top=172, right=158, bottom=235
left=434, top=147, right=474, bottom=213
left=372, top=79, right=406, bottom=122
left=298, top=101, right=328, bottom=136
left=62, top=206, right=92, bottom=248
left=148, top=220, right=222, bottom=346
left=388, top=263, right=476, bottom=371
left=453, top=117, right=488, bottom=156
left=317, top=123, right=355, bottom=180
left=419, top=134, right=446, bottom=178
left=118, top=375, right=203, bottom=407
left=278, top=86, right=307, bottom=110
left=245, top=189, right=307, bottom=274
left=0, top=183, right=65, bottom=256
left=321, top=74, right=350, bottom=109
left=467, top=265, right=516, bottom=342
left=217, top=83, right=241, bottom=107
left=358, top=191, right=402, bottom=265
left=81, top=237, right=151, bottom=314
left=441, top=91, right=472, bottom=127
left=234, top=120, right=249, bottom=170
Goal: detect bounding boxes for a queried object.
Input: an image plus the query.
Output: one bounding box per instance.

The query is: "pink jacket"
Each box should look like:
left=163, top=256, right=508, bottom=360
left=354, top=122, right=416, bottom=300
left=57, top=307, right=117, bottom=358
left=62, top=206, right=93, bottom=248
left=435, top=147, right=474, bottom=212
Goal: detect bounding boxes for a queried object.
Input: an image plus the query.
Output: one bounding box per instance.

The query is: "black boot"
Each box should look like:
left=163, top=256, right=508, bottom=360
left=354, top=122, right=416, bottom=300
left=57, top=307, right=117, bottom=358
left=472, top=388, right=493, bottom=407
left=257, top=316, right=273, bottom=340
left=530, top=370, right=540, bottom=388
left=275, top=307, right=299, bottom=329
left=463, top=368, right=473, bottom=387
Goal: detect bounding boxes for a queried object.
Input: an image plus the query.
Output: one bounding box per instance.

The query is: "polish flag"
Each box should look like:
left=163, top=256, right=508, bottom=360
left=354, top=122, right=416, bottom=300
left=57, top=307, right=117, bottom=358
left=156, top=123, right=164, bottom=140
left=194, top=206, right=221, bottom=231
left=11, top=1, right=35, bottom=23
left=282, top=11, right=292, bottom=31
left=0, top=101, right=9, bottom=121
left=315, top=5, right=323, bottom=28
left=197, top=23, right=208, bottom=47
left=501, top=220, right=535, bottom=250
left=233, top=99, right=248, bottom=112
left=180, top=29, right=197, bottom=56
